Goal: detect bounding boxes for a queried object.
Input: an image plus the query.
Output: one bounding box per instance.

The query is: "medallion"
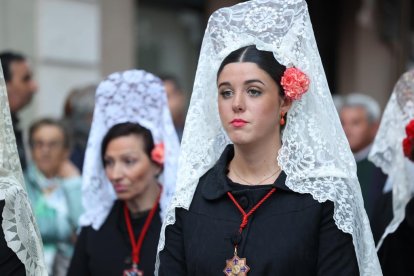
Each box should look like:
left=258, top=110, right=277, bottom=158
left=224, top=255, right=250, bottom=275
left=123, top=264, right=143, bottom=276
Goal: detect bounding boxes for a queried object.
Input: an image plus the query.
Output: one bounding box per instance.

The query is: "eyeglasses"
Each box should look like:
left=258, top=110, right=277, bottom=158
left=31, top=140, right=64, bottom=150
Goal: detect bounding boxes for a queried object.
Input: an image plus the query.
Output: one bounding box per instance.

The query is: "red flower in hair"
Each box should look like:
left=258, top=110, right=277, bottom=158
left=151, top=143, right=164, bottom=165
left=402, top=137, right=414, bottom=161
left=403, top=119, right=414, bottom=162
left=406, top=120, right=414, bottom=137
left=281, top=67, right=310, bottom=100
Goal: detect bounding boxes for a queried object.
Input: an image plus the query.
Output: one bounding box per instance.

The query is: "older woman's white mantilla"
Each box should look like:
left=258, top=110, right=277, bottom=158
left=80, top=70, right=180, bottom=230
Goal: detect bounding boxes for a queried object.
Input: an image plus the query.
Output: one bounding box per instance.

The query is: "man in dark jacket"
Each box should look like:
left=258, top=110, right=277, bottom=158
left=339, top=93, right=390, bottom=243
left=0, top=51, right=38, bottom=170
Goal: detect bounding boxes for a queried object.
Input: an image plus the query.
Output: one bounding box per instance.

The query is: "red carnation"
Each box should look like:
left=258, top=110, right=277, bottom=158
left=405, top=120, right=414, bottom=137
left=403, top=137, right=412, bottom=158
left=151, top=143, right=164, bottom=165
left=403, top=119, right=414, bottom=161
left=281, top=67, right=310, bottom=100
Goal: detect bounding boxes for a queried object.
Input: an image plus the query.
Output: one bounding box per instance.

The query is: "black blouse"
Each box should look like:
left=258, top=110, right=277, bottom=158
left=159, top=145, right=359, bottom=275
left=68, top=200, right=161, bottom=276
left=378, top=197, right=414, bottom=276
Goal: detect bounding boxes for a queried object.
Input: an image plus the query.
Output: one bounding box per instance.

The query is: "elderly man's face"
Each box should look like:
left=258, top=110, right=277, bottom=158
left=340, top=106, right=377, bottom=153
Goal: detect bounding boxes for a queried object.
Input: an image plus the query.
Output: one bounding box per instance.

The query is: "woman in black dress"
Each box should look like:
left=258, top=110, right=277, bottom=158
left=68, top=70, right=179, bottom=275
left=369, top=69, right=414, bottom=275
left=157, top=1, right=381, bottom=275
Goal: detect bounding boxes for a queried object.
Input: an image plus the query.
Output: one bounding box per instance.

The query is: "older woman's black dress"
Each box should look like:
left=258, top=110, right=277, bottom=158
left=68, top=200, right=161, bottom=276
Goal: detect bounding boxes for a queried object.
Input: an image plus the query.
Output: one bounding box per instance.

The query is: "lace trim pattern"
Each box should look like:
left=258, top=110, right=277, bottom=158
left=0, top=180, right=47, bottom=275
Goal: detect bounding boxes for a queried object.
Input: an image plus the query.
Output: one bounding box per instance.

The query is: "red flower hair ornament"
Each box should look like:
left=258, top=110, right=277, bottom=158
left=281, top=67, right=310, bottom=100
left=151, top=143, right=165, bottom=166
left=403, top=120, right=414, bottom=162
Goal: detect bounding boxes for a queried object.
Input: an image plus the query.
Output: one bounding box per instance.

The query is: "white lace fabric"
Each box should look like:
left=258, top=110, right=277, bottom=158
left=369, top=69, right=414, bottom=249
left=0, top=62, right=47, bottom=274
left=79, top=70, right=180, bottom=230
left=156, top=1, right=381, bottom=275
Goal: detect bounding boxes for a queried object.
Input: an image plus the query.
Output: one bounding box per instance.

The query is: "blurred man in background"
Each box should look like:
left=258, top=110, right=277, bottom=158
left=339, top=93, right=389, bottom=240
left=63, top=84, right=97, bottom=172
left=161, top=74, right=187, bottom=141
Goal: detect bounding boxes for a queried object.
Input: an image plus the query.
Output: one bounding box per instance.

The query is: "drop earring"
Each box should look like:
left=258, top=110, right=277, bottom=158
left=280, top=112, right=286, bottom=126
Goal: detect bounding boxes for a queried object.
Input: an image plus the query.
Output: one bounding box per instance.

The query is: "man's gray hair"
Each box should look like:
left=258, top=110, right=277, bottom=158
left=342, top=93, right=381, bottom=123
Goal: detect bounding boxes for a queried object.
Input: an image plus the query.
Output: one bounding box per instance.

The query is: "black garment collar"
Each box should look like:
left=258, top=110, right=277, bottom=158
left=202, top=144, right=291, bottom=200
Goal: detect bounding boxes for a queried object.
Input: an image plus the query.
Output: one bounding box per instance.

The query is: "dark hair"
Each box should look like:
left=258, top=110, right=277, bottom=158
left=217, top=45, right=286, bottom=96
left=0, top=51, right=26, bottom=82
left=29, top=118, right=71, bottom=149
left=101, top=122, right=155, bottom=165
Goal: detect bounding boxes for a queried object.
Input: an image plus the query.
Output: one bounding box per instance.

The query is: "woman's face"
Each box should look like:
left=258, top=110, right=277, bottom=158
left=31, top=124, right=69, bottom=178
left=217, top=62, right=291, bottom=146
left=103, top=134, right=159, bottom=201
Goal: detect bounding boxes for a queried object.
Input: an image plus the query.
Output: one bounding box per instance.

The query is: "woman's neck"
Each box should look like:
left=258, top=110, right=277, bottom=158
left=230, top=138, right=282, bottom=185
left=37, top=166, right=58, bottom=179
left=125, top=182, right=161, bottom=214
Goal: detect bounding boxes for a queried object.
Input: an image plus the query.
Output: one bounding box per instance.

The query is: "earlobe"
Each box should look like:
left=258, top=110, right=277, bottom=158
left=153, top=164, right=163, bottom=179
left=280, top=97, right=293, bottom=114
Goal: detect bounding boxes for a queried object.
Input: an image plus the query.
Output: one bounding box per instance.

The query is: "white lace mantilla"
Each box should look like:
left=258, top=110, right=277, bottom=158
left=156, top=0, right=381, bottom=275
left=369, top=70, right=414, bottom=249
left=0, top=61, right=47, bottom=275
left=80, top=70, right=180, bottom=230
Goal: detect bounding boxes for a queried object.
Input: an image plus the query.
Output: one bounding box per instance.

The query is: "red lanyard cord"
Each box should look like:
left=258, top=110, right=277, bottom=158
left=123, top=188, right=162, bottom=265
left=227, top=188, right=276, bottom=233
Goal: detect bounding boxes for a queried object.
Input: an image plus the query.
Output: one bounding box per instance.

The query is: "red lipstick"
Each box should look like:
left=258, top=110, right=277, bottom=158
left=231, top=119, right=247, bottom=127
